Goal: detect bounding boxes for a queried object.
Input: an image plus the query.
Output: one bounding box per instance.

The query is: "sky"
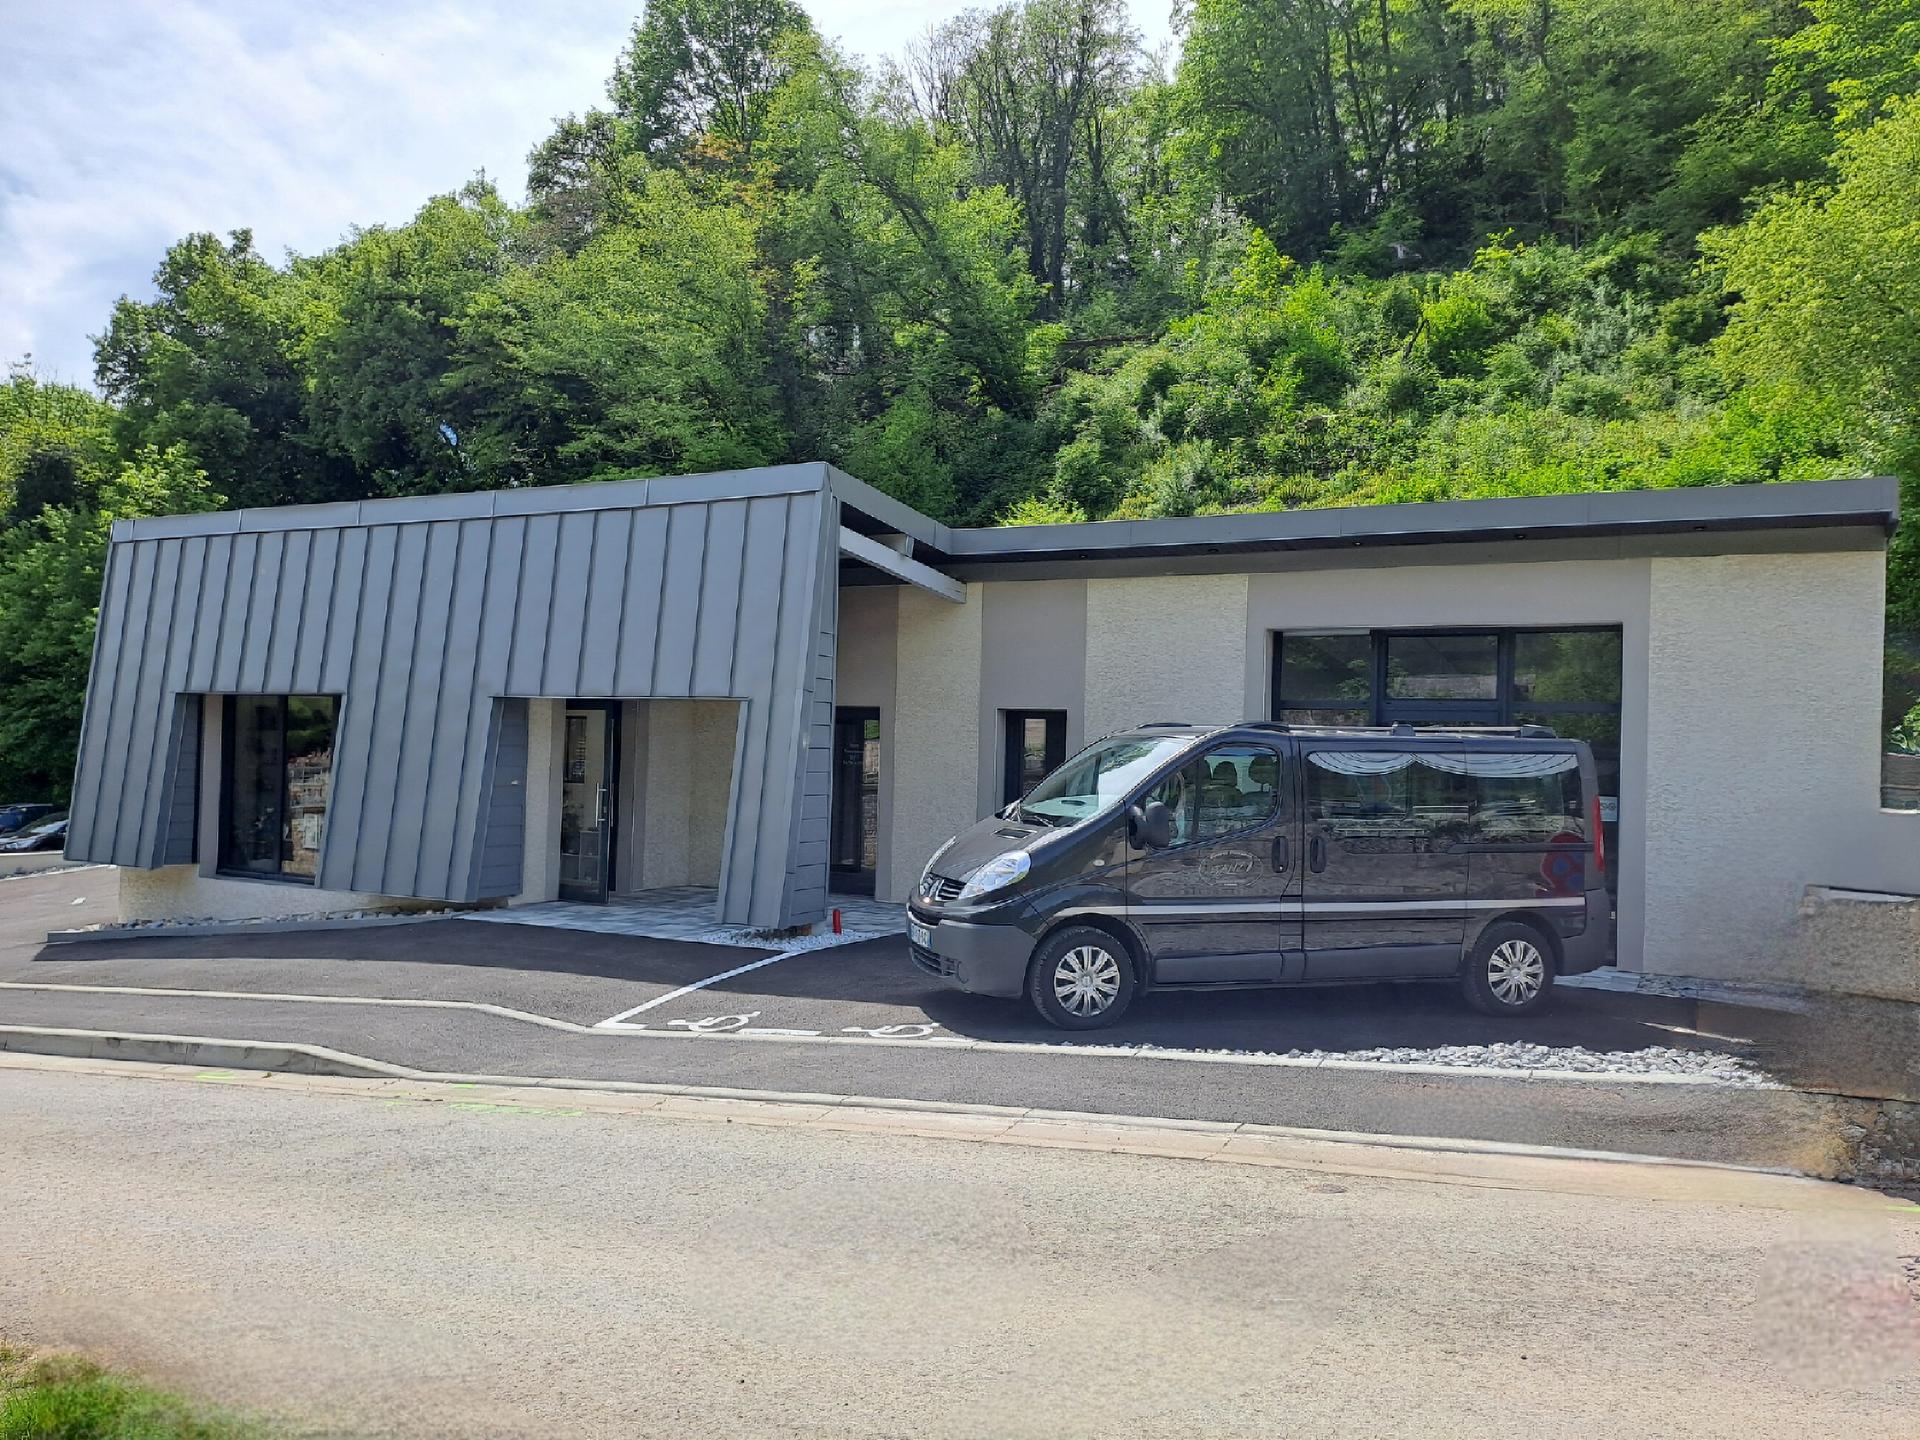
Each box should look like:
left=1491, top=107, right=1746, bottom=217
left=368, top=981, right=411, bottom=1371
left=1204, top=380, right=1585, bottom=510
left=0, top=0, right=1178, bottom=388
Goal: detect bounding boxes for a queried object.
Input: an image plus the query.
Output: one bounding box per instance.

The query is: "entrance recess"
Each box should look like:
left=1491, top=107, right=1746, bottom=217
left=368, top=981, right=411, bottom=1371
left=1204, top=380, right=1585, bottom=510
left=830, top=708, right=881, bottom=895
left=559, top=701, right=618, bottom=903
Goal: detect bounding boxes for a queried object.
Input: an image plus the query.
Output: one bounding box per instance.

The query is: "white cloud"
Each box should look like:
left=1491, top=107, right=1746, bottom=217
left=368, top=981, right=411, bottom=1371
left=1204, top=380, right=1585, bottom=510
left=0, top=0, right=1175, bottom=387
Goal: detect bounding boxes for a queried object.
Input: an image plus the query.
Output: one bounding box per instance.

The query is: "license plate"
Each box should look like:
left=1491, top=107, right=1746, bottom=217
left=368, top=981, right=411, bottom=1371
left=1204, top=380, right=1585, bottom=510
left=909, top=920, right=932, bottom=949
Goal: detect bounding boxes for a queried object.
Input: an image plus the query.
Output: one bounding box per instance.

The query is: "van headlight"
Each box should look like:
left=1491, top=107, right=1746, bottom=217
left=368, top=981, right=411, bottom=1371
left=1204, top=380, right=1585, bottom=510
left=957, top=850, right=1030, bottom=902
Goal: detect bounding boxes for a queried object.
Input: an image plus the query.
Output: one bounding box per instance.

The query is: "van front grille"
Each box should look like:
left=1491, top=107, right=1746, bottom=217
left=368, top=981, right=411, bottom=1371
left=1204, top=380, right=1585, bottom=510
left=919, top=874, right=964, bottom=904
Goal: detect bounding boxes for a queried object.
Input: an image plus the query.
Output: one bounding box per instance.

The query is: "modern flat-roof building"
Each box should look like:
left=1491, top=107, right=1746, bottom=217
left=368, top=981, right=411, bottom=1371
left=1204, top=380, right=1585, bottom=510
left=66, top=465, right=1914, bottom=988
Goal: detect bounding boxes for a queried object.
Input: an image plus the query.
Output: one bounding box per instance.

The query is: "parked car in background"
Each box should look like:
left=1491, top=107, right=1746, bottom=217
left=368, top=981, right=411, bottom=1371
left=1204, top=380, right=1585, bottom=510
left=0, top=803, right=57, bottom=838
left=0, top=815, right=67, bottom=853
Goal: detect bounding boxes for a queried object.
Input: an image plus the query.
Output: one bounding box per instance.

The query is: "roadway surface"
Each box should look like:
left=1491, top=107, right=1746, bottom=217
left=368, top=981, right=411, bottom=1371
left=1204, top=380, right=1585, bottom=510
left=3, top=1058, right=1917, bottom=1440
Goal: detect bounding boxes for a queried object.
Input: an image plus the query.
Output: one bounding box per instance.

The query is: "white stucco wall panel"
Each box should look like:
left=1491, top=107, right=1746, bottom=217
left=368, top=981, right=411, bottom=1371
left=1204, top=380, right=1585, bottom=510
left=1083, top=574, right=1249, bottom=742
left=886, top=584, right=984, bottom=901
left=1642, top=551, right=1902, bottom=984
left=978, top=579, right=1089, bottom=813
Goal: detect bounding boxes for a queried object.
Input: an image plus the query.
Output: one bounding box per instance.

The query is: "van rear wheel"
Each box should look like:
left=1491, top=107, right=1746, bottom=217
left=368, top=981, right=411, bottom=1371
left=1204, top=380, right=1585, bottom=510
left=1028, top=926, right=1137, bottom=1031
left=1461, top=922, right=1556, bottom=1016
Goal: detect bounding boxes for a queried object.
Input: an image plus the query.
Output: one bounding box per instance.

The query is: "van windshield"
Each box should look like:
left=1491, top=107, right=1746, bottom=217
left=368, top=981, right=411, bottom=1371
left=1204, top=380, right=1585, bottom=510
left=1017, top=735, right=1193, bottom=827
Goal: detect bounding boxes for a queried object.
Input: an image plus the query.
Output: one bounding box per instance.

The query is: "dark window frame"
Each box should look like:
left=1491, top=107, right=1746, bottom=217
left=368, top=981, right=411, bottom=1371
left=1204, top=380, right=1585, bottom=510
left=217, top=693, right=340, bottom=885
left=1002, top=709, right=1068, bottom=808
left=1272, top=627, right=1623, bottom=727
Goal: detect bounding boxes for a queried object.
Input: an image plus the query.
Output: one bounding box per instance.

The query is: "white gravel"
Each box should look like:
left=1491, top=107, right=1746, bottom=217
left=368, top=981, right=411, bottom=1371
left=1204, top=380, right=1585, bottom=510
left=1141, top=1040, right=1777, bottom=1086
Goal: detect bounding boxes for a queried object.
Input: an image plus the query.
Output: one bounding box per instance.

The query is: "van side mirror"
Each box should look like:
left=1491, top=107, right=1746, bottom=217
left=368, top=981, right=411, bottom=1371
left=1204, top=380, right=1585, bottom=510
left=1129, top=800, right=1173, bottom=850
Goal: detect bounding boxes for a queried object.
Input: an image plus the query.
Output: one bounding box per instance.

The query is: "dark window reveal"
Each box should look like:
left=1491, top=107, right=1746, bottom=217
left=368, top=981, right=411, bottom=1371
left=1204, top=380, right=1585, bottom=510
left=1003, top=710, right=1067, bottom=807
left=220, top=695, right=337, bottom=881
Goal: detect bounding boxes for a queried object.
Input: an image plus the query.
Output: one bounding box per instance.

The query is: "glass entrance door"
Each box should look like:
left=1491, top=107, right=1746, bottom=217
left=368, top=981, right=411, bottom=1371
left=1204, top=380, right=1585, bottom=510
left=559, top=703, right=616, bottom=903
left=830, top=708, right=881, bottom=895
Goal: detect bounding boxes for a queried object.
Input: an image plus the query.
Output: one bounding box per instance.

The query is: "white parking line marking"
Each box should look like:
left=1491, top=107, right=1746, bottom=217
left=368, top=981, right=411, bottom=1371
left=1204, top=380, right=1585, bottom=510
left=594, top=949, right=799, bottom=1027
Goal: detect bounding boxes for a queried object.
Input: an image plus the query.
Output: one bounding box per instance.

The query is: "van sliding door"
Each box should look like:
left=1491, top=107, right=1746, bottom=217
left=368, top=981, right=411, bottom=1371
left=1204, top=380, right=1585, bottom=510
left=1300, top=742, right=1469, bottom=978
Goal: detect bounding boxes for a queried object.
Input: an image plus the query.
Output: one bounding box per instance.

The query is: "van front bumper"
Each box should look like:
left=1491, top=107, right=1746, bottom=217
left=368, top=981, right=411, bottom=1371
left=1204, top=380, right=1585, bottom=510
left=907, top=911, right=1034, bottom=999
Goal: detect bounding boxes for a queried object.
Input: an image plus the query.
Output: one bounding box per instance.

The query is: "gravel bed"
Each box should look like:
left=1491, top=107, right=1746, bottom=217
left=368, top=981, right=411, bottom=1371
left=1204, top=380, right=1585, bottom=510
left=1140, top=1040, right=1777, bottom=1086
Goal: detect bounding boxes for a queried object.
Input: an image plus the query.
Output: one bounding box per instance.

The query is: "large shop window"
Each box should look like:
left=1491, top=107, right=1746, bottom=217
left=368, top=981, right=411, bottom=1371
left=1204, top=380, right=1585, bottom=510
left=220, top=695, right=339, bottom=881
left=1274, top=628, right=1622, bottom=879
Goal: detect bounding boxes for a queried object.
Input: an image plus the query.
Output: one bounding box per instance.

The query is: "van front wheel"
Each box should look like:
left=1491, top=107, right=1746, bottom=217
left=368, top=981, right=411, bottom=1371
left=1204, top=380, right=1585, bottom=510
left=1028, top=927, right=1137, bottom=1030
left=1461, top=922, right=1556, bottom=1016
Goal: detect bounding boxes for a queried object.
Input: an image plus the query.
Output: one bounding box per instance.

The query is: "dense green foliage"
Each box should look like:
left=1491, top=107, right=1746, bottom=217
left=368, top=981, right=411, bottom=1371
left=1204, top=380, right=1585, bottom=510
left=2, top=0, right=1918, bottom=796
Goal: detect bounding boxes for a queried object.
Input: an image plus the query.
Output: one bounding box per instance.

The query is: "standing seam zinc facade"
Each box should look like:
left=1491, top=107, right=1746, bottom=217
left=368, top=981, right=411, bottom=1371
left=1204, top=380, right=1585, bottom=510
left=66, top=466, right=845, bottom=930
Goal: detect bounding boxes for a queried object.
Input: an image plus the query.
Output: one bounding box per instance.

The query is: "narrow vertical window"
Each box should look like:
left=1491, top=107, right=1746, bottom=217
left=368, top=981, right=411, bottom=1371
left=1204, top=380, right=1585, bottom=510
left=221, top=695, right=338, bottom=881
left=1003, top=710, right=1068, bottom=807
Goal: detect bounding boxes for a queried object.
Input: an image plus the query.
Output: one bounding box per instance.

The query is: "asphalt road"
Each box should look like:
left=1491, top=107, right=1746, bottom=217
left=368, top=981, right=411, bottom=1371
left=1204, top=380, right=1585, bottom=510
left=3, top=1060, right=1916, bottom=1440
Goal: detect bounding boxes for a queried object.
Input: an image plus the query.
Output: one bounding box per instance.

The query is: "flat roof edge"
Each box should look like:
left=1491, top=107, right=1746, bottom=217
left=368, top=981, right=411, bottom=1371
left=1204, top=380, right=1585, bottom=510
left=944, top=477, right=1900, bottom=561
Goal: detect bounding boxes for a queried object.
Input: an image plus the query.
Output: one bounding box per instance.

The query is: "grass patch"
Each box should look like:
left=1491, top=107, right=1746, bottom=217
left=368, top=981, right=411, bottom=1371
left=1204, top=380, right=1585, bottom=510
left=0, top=1342, right=273, bottom=1440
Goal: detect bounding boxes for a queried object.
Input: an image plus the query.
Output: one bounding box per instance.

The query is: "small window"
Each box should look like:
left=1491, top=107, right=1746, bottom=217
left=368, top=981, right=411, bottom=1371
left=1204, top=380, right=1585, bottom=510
left=1003, top=710, right=1067, bottom=807
left=1305, top=750, right=1472, bottom=854
left=221, top=695, right=338, bottom=881
left=1146, top=744, right=1284, bottom=846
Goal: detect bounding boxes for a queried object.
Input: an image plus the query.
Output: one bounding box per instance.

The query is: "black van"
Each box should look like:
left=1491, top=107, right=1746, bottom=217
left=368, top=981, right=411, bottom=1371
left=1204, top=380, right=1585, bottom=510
left=907, top=721, right=1610, bottom=1029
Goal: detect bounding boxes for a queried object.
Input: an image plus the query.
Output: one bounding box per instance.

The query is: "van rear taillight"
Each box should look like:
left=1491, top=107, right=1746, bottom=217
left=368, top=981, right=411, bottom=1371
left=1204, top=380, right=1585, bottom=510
left=1590, top=795, right=1606, bottom=877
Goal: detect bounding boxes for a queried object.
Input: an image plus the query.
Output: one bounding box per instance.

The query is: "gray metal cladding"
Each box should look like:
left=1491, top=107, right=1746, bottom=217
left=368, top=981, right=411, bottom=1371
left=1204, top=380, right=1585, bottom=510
left=67, top=470, right=842, bottom=929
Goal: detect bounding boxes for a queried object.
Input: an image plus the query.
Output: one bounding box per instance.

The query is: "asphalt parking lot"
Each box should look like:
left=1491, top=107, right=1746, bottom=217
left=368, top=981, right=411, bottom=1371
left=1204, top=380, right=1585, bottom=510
left=4, top=874, right=1756, bottom=1065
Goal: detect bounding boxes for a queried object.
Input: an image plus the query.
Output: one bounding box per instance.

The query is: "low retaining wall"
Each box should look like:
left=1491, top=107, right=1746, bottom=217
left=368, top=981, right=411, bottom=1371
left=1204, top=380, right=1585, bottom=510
left=1794, top=886, right=1920, bottom=1006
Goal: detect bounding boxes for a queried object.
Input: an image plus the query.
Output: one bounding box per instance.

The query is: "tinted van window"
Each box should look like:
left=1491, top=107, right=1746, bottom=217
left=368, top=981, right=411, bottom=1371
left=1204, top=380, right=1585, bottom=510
left=1147, top=745, right=1283, bottom=845
left=1305, top=751, right=1471, bottom=853
left=1449, top=751, right=1585, bottom=845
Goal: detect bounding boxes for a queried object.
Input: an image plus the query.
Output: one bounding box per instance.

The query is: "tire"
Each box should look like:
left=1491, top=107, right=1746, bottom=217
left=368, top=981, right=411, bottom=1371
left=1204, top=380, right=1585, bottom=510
left=1461, top=922, right=1556, bottom=1016
left=1027, top=926, right=1138, bottom=1030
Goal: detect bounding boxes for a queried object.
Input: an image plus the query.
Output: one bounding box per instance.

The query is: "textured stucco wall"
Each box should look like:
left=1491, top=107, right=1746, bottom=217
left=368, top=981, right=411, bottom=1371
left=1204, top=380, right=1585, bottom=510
left=1643, top=550, right=1908, bottom=983
left=978, top=579, right=1089, bottom=814
left=1082, top=574, right=1249, bottom=742
left=885, top=584, right=983, bottom=901
left=631, top=699, right=738, bottom=889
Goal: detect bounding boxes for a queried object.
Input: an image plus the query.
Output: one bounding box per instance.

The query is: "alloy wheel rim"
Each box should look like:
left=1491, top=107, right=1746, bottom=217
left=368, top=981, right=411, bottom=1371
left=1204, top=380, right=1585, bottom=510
left=1486, top=939, right=1545, bottom=1004
left=1054, top=945, right=1121, bottom=1016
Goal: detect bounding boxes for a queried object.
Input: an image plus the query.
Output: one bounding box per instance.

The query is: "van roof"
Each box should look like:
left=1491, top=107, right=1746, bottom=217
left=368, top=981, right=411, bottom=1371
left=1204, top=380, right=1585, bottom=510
left=1125, top=720, right=1580, bottom=746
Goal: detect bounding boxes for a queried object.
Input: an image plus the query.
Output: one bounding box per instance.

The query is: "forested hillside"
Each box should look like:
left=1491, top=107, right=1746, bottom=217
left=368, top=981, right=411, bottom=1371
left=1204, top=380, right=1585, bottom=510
left=3, top=0, right=1918, bottom=796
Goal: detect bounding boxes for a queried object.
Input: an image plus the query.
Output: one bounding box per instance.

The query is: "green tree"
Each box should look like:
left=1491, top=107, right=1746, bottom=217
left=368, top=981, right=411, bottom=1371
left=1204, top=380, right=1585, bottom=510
left=0, top=435, right=219, bottom=800
left=94, top=232, right=362, bottom=509
left=609, top=0, right=817, bottom=164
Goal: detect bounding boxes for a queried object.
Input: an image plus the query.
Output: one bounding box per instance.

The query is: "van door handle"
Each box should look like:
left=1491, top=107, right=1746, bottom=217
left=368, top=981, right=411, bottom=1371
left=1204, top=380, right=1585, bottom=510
left=1308, top=833, right=1327, bottom=873
left=1270, top=835, right=1289, bottom=872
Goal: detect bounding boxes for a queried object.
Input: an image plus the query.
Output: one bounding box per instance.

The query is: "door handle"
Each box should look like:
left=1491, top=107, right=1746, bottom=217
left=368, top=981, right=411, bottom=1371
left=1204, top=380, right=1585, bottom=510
left=596, top=787, right=609, bottom=826
left=1308, top=833, right=1327, bottom=873
left=1270, top=835, right=1290, bottom=872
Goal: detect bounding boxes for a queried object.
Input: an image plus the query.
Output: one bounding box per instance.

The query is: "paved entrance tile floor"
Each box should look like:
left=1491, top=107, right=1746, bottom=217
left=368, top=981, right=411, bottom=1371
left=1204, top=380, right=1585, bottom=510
left=463, top=886, right=905, bottom=946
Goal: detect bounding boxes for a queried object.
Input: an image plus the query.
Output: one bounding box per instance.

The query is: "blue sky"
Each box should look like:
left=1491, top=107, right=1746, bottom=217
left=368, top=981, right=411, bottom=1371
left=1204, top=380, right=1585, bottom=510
left=0, top=0, right=1177, bottom=387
